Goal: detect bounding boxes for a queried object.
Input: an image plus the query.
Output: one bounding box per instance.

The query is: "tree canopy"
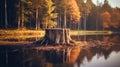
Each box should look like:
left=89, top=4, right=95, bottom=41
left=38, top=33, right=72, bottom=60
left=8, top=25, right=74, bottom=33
left=0, top=0, right=120, bottom=31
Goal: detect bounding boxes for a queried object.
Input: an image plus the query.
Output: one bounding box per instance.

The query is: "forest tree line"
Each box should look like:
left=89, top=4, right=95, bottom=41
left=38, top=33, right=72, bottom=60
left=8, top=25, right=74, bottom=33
left=0, top=0, right=120, bottom=31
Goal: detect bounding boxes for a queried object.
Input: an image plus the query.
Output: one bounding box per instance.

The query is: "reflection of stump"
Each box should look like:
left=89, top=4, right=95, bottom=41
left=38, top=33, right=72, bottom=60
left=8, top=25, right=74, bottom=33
left=35, top=28, right=77, bottom=46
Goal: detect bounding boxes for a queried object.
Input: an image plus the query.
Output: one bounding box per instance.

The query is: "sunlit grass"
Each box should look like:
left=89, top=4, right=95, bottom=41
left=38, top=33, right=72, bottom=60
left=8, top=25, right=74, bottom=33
left=70, top=30, right=112, bottom=35
left=0, top=29, right=45, bottom=41
left=0, top=29, right=45, bottom=36
left=0, top=29, right=112, bottom=36
left=0, top=29, right=112, bottom=41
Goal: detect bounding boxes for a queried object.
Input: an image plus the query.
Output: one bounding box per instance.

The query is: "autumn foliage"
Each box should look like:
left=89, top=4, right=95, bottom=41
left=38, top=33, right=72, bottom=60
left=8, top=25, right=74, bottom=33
left=100, top=11, right=111, bottom=28
left=100, top=9, right=120, bottom=29
left=0, top=0, right=120, bottom=31
left=55, top=0, right=81, bottom=23
left=111, top=9, right=120, bottom=28
left=66, top=0, right=81, bottom=23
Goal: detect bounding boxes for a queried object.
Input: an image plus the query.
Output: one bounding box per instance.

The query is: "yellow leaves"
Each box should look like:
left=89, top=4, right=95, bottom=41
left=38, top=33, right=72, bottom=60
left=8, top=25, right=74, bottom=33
left=42, top=20, right=57, bottom=28
left=66, top=0, right=81, bottom=23
left=40, top=0, right=57, bottom=28
left=50, top=6, right=55, bottom=12
left=50, top=13, right=58, bottom=18
left=47, top=21, right=57, bottom=28
left=45, top=0, right=54, bottom=5
left=27, top=1, right=32, bottom=6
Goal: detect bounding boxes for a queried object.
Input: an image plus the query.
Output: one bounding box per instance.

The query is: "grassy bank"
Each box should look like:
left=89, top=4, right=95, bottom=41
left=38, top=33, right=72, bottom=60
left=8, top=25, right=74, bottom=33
left=0, top=29, right=113, bottom=42
left=70, top=30, right=113, bottom=35
left=0, top=29, right=112, bottom=36
left=0, top=29, right=45, bottom=36
left=0, top=30, right=45, bottom=42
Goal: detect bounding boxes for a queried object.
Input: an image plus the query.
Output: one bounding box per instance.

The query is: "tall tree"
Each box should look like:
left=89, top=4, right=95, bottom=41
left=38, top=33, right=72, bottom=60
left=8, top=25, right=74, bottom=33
left=55, top=0, right=81, bottom=28
left=76, top=0, right=84, bottom=17
left=31, top=0, right=43, bottom=30
left=101, top=0, right=112, bottom=12
left=31, top=0, right=57, bottom=29
left=100, top=11, right=111, bottom=29
left=111, top=9, right=120, bottom=28
left=42, top=0, right=57, bottom=28
left=66, top=0, right=81, bottom=23
left=16, top=0, right=32, bottom=29
left=86, top=0, right=95, bottom=15
left=86, top=0, right=101, bottom=30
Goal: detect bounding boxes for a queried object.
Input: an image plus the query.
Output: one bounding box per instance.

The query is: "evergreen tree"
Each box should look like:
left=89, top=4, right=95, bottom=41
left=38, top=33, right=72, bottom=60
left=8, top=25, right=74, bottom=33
left=41, top=0, right=57, bottom=28
left=76, top=0, right=84, bottom=14
left=31, top=0, right=43, bottom=30
left=30, top=0, right=57, bottom=29
left=86, top=0, right=95, bottom=15
left=101, top=0, right=112, bottom=12
left=16, top=0, right=32, bottom=29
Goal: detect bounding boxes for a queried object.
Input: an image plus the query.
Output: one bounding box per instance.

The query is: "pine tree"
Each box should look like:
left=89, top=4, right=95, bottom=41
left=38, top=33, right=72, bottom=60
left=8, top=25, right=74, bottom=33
left=76, top=0, right=84, bottom=10
left=16, top=0, right=32, bottom=29
left=31, top=0, right=57, bottom=29
left=101, top=0, right=112, bottom=12
left=42, top=0, right=57, bottom=28
left=86, top=0, right=95, bottom=14
left=31, top=0, right=43, bottom=30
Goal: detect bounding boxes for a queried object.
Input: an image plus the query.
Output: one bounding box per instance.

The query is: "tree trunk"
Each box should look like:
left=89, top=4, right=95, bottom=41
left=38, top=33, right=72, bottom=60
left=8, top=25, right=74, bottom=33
left=5, top=0, right=8, bottom=29
left=64, top=8, right=66, bottom=28
left=21, top=1, right=24, bottom=29
left=18, top=17, right=20, bottom=29
left=36, top=8, right=38, bottom=30
left=34, top=28, right=78, bottom=46
left=46, top=28, right=71, bottom=44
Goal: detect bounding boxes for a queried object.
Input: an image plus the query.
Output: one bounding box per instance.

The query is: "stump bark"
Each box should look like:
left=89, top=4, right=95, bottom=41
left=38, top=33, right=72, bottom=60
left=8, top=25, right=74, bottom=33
left=35, top=28, right=76, bottom=46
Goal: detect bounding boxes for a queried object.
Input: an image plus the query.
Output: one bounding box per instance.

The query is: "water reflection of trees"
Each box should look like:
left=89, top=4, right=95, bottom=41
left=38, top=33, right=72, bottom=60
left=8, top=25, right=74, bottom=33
left=33, top=45, right=120, bottom=67
left=27, top=46, right=81, bottom=67
left=71, top=34, right=120, bottom=44
left=42, top=47, right=81, bottom=65
left=103, top=34, right=120, bottom=43
left=0, top=44, right=120, bottom=67
left=77, top=44, right=120, bottom=67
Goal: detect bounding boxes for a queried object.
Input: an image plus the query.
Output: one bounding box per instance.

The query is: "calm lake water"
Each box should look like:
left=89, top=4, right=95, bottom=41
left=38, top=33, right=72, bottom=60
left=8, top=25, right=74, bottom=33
left=0, top=34, right=120, bottom=67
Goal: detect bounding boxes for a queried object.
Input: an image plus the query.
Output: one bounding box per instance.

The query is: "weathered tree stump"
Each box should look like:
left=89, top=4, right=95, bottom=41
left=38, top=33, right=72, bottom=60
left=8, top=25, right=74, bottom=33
left=34, top=28, right=77, bottom=46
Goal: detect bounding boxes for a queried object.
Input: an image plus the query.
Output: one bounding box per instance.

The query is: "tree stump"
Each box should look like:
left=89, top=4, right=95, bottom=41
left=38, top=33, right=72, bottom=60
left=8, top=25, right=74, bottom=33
left=34, top=28, right=77, bottom=46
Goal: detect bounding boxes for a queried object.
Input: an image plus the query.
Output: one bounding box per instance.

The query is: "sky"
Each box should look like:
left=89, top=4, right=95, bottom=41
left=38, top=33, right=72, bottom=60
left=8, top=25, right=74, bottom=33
left=92, top=0, right=120, bottom=8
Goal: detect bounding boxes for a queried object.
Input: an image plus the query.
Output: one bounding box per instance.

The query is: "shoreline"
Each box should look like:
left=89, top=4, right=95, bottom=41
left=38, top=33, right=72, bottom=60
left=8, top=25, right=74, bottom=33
left=0, top=29, right=113, bottom=36
left=0, top=41, right=32, bottom=46
left=0, top=40, right=119, bottom=51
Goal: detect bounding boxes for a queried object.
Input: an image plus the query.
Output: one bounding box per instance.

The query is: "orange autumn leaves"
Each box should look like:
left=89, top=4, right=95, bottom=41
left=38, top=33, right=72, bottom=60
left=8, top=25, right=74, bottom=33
left=57, top=0, right=81, bottom=23
left=100, top=11, right=111, bottom=28
left=100, top=10, right=120, bottom=29
left=66, top=0, right=81, bottom=23
left=111, top=9, right=120, bottom=28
